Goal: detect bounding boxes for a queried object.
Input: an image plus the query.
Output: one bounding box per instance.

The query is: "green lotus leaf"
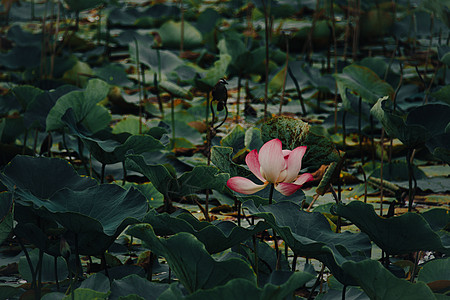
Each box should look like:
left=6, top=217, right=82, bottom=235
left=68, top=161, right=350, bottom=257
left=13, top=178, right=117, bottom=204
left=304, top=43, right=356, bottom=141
left=64, top=0, right=104, bottom=11
left=221, top=125, right=246, bottom=157
left=12, top=85, right=44, bottom=110
left=62, top=109, right=164, bottom=165
left=371, top=98, right=450, bottom=148
left=125, top=154, right=179, bottom=198
left=24, top=85, right=78, bottom=130
left=0, top=192, right=13, bottom=245
left=46, top=78, right=110, bottom=133
left=260, top=115, right=341, bottom=169
left=126, top=154, right=229, bottom=199
left=94, top=63, right=133, bottom=87
left=0, top=117, right=25, bottom=144
left=129, top=43, right=184, bottom=76
left=417, top=257, right=450, bottom=294
left=79, top=272, right=110, bottom=293
left=0, top=155, right=97, bottom=205
left=244, top=200, right=371, bottom=285
left=159, top=271, right=314, bottom=300
left=342, top=259, right=436, bottom=300
left=41, top=184, right=148, bottom=255
left=210, top=146, right=252, bottom=178
left=0, top=45, right=41, bottom=69
left=142, top=209, right=269, bottom=254
left=333, top=201, right=450, bottom=255
left=159, top=80, right=193, bottom=100
left=158, top=20, right=203, bottom=50
left=110, top=274, right=169, bottom=300
left=127, top=224, right=255, bottom=293
left=334, top=64, right=394, bottom=106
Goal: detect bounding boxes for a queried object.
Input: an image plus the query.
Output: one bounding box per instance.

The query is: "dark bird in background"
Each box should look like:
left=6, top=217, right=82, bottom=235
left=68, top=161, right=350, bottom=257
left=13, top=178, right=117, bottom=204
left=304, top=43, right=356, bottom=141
left=212, top=78, right=228, bottom=111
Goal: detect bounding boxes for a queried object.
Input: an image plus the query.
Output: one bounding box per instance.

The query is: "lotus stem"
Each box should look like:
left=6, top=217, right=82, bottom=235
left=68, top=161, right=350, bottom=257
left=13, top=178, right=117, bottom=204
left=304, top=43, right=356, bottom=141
left=288, top=66, right=306, bottom=115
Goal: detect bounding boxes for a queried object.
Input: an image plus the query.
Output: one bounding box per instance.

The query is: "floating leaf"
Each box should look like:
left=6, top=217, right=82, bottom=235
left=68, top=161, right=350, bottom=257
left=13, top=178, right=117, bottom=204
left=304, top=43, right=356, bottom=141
left=110, top=274, right=169, bottom=300
left=210, top=146, right=252, bottom=178
left=342, top=259, right=436, bottom=300
left=0, top=155, right=97, bottom=204
left=334, top=64, right=394, bottom=106
left=46, top=78, right=110, bottom=133
left=244, top=200, right=371, bottom=285
left=158, top=20, right=203, bottom=50
left=127, top=224, right=255, bottom=293
left=143, top=209, right=269, bottom=254
left=41, top=184, right=148, bottom=255
left=333, top=201, right=450, bottom=255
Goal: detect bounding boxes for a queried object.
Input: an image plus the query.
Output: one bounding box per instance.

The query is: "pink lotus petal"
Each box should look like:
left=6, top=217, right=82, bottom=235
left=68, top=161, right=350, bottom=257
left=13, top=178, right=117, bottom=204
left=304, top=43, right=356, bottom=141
left=245, top=150, right=265, bottom=183
left=293, top=173, right=314, bottom=186
left=227, top=177, right=268, bottom=194
left=258, top=139, right=285, bottom=183
left=284, top=146, right=307, bottom=182
left=282, top=150, right=291, bottom=157
left=275, top=182, right=304, bottom=196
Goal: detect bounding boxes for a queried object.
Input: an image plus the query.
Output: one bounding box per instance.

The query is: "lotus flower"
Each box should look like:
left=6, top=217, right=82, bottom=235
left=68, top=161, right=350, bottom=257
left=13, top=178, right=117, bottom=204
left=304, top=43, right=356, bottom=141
left=227, top=139, right=314, bottom=196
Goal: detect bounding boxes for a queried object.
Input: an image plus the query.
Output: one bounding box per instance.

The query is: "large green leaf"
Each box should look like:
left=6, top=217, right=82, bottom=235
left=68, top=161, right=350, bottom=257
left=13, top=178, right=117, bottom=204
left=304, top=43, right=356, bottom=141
left=0, top=192, right=13, bottom=245
left=143, top=209, right=269, bottom=254
left=333, top=201, right=450, bottom=255
left=126, top=154, right=229, bottom=199
left=158, top=20, right=203, bottom=50
left=110, top=274, right=169, bottom=300
left=210, top=146, right=252, bottom=178
left=46, top=78, right=110, bottom=133
left=342, top=259, right=436, bottom=300
left=159, top=271, right=315, bottom=300
left=244, top=200, right=371, bottom=285
left=371, top=98, right=450, bottom=148
left=126, top=224, right=255, bottom=293
left=62, top=109, right=164, bottom=164
left=260, top=116, right=341, bottom=169
left=0, top=155, right=97, bottom=204
left=41, top=184, right=148, bottom=255
left=159, top=80, right=193, bottom=100
left=334, top=64, right=394, bottom=106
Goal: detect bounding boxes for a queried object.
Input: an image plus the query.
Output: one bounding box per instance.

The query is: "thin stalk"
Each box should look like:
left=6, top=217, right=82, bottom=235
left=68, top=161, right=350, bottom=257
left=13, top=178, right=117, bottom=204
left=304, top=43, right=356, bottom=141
left=379, top=129, right=385, bottom=215
left=50, top=0, right=60, bottom=79
left=359, top=165, right=367, bottom=203
left=307, top=264, right=325, bottom=300
left=171, top=96, right=175, bottom=149
left=342, top=285, right=347, bottom=300
left=331, top=0, right=339, bottom=132
left=358, top=96, right=364, bottom=164
left=287, top=66, right=306, bottom=115
left=342, top=111, right=347, bottom=152
left=410, top=251, right=421, bottom=283
left=33, top=128, right=38, bottom=155
left=330, top=185, right=341, bottom=232
left=236, top=76, right=241, bottom=122
left=154, top=74, right=164, bottom=117
left=134, top=38, right=143, bottom=134
left=101, top=163, right=106, bottom=184
left=267, top=183, right=280, bottom=269
left=262, top=0, right=270, bottom=120
left=278, top=35, right=289, bottom=115
left=180, top=0, right=184, bottom=55
left=252, top=235, right=259, bottom=285
left=37, top=249, right=44, bottom=299
left=291, top=254, right=298, bottom=271
left=122, top=161, right=127, bottom=186
left=406, top=148, right=415, bottom=212
left=54, top=256, right=59, bottom=290
left=22, top=129, right=28, bottom=155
